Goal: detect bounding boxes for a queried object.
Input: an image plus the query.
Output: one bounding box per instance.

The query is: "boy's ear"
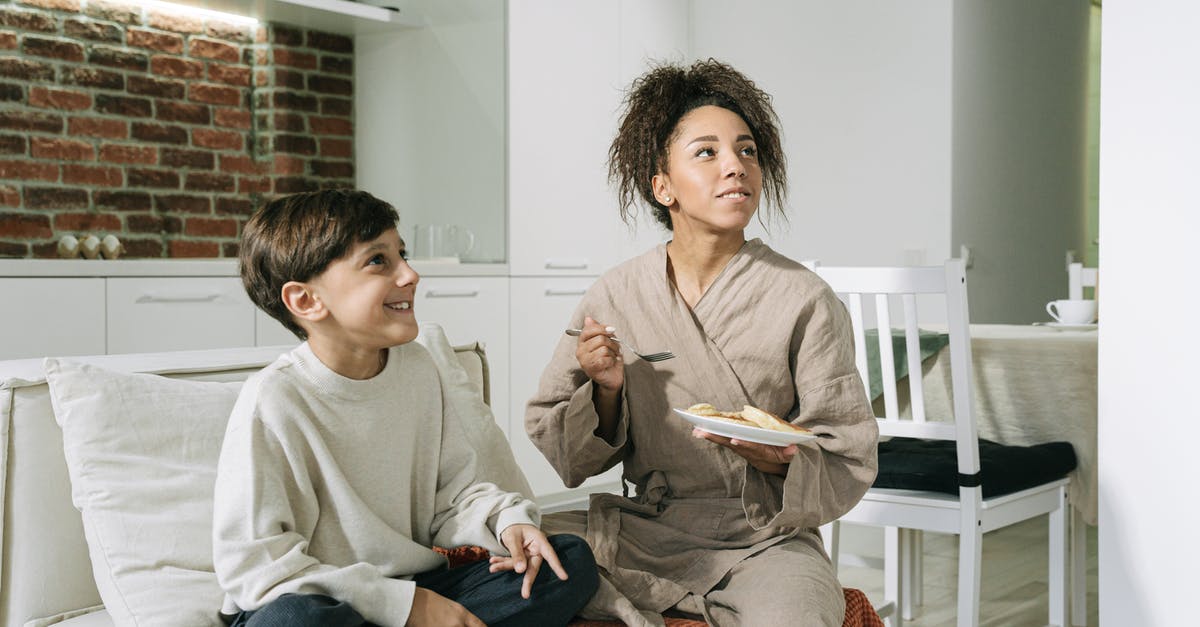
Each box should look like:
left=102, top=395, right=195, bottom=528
left=281, top=281, right=327, bottom=324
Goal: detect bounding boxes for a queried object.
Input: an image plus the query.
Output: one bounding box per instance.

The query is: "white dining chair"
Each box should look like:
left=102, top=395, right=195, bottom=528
left=1067, top=262, right=1098, bottom=300
left=815, top=260, right=1076, bottom=627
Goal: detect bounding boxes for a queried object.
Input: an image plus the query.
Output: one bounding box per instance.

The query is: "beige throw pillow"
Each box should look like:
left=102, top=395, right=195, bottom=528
left=45, top=359, right=238, bottom=627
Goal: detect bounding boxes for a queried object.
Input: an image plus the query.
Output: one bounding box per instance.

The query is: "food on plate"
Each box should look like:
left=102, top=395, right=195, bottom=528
left=685, top=403, right=812, bottom=434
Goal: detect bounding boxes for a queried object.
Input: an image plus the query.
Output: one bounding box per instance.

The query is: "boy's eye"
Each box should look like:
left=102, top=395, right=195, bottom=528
left=399, top=249, right=409, bottom=261
left=367, top=254, right=386, bottom=266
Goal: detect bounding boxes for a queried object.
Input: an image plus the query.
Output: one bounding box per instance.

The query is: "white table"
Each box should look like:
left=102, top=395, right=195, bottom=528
left=876, top=323, right=1099, bottom=525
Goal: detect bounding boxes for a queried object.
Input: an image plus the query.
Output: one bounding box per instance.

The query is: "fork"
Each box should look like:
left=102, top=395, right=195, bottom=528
left=564, top=328, right=675, bottom=362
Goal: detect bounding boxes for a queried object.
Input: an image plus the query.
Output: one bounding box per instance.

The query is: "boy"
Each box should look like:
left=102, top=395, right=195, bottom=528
left=213, top=190, right=598, bottom=627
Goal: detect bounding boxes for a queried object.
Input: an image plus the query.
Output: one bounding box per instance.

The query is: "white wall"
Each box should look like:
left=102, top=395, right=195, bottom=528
left=1099, top=2, right=1200, bottom=624
left=691, top=0, right=954, bottom=267
left=951, top=0, right=1091, bottom=323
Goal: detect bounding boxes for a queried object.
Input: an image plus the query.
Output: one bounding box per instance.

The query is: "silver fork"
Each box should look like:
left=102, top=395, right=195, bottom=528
left=564, top=328, right=675, bottom=362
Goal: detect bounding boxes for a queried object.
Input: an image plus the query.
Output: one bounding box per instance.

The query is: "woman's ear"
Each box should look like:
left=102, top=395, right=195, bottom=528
left=281, top=281, right=327, bottom=324
left=652, top=173, right=674, bottom=206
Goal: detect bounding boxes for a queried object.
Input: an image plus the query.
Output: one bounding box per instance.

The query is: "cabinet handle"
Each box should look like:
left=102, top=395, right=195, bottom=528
left=135, top=293, right=222, bottom=304
left=424, top=289, right=480, bottom=298
left=544, top=258, right=589, bottom=270
left=544, top=288, right=587, bottom=297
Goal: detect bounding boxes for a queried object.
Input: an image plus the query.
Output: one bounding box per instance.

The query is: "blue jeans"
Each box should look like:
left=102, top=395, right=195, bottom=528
left=227, top=534, right=598, bottom=627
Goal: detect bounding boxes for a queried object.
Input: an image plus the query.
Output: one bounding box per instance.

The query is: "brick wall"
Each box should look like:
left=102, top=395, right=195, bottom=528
left=0, top=0, right=355, bottom=258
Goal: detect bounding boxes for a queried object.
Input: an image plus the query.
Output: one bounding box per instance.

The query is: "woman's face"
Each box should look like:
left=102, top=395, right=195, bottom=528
left=654, top=105, right=762, bottom=235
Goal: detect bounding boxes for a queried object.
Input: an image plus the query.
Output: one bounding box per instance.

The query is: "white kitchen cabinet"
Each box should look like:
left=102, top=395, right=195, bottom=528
left=255, top=309, right=300, bottom=347
left=0, top=278, right=106, bottom=359
left=508, top=277, right=623, bottom=500
left=415, top=277, right=510, bottom=437
left=106, top=278, right=256, bottom=354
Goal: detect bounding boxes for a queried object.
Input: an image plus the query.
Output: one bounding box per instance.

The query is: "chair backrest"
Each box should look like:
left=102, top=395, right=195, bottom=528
left=1067, top=262, right=1098, bottom=300
left=814, top=259, right=982, bottom=476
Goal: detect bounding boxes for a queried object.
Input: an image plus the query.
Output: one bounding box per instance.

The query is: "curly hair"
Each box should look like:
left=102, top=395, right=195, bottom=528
left=608, top=59, right=788, bottom=231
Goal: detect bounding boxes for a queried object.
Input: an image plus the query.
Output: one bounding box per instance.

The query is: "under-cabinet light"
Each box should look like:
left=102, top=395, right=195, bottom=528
left=135, top=0, right=260, bottom=27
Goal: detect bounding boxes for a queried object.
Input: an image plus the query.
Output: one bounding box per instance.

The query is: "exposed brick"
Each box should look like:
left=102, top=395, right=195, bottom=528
left=189, top=38, right=240, bottom=62
left=62, top=67, right=124, bottom=90
left=127, top=167, right=179, bottom=188
left=25, top=187, right=88, bottom=209
left=272, top=25, right=303, bottom=46
left=0, top=111, right=62, bottom=133
left=94, top=189, right=151, bottom=211
left=273, top=48, right=316, bottom=70
left=64, top=18, right=122, bottom=43
left=319, top=97, right=351, bottom=117
left=156, top=100, right=210, bottom=125
left=129, top=75, right=185, bottom=99
left=185, top=172, right=234, bottom=192
left=29, top=86, right=91, bottom=110
left=31, top=137, right=94, bottom=161
left=30, top=241, right=59, bottom=258
left=272, top=92, right=317, bottom=112
left=96, top=94, right=152, bottom=117
left=319, top=138, right=351, bottom=159
left=219, top=154, right=264, bottom=175
left=69, top=117, right=126, bottom=138
left=18, top=0, right=82, bottom=10
left=253, top=48, right=268, bottom=64
left=126, top=212, right=163, bottom=232
left=311, top=160, right=352, bottom=178
left=154, top=194, right=209, bottom=213
left=274, top=134, right=316, bottom=155
left=237, top=176, right=270, bottom=194
left=122, top=237, right=163, bottom=257
left=99, top=144, right=156, bottom=165
left=0, top=83, right=22, bottom=102
left=254, top=68, right=268, bottom=88
left=306, top=31, right=352, bottom=54
left=127, top=28, right=183, bottom=54
left=85, top=1, right=142, bottom=25
left=0, top=9, right=57, bottom=33
left=168, top=239, right=219, bottom=257
left=0, top=160, right=58, bottom=181
left=206, top=21, right=253, bottom=43
left=0, top=183, right=19, bottom=205
left=89, top=46, right=148, bottom=71
left=132, top=121, right=187, bottom=144
left=160, top=147, right=213, bottom=169
left=309, top=116, right=352, bottom=136
left=0, top=135, right=26, bottom=155
left=273, top=112, right=305, bottom=132
left=23, top=37, right=84, bottom=62
left=160, top=214, right=181, bottom=233
left=0, top=58, right=54, bottom=81
left=274, top=177, right=318, bottom=194
left=0, top=212, right=52, bottom=238
left=320, top=55, right=352, bottom=75
left=308, top=75, right=351, bottom=96
left=0, top=241, right=29, bottom=256
left=147, top=11, right=201, bottom=34
left=185, top=216, right=237, bottom=237
left=189, top=82, right=241, bottom=106
left=54, top=211, right=121, bottom=231
left=274, top=68, right=305, bottom=90
left=0, top=32, right=15, bottom=50
left=209, top=63, right=251, bottom=87
left=63, top=164, right=122, bottom=187
left=151, top=55, right=203, bottom=79
left=221, top=241, right=239, bottom=257
left=213, top=107, right=250, bottom=129
left=272, top=154, right=305, bottom=175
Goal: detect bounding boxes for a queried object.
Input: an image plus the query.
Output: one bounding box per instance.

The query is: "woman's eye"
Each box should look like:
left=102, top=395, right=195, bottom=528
left=740, top=145, right=758, bottom=157
left=695, top=147, right=715, bottom=158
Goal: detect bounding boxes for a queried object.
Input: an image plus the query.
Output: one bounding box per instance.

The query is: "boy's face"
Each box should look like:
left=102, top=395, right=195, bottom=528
left=303, top=228, right=420, bottom=351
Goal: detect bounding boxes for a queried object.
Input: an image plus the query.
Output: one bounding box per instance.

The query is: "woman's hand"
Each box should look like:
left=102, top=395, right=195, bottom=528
left=574, top=316, right=623, bottom=393
left=692, top=428, right=798, bottom=476
left=490, top=524, right=569, bottom=599
left=406, top=588, right=485, bottom=626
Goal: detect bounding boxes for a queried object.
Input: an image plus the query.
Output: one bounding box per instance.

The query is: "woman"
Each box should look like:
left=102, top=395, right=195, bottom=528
left=526, top=60, right=878, bottom=626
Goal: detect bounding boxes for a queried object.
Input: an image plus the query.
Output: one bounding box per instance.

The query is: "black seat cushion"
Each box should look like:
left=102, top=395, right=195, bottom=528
left=874, top=437, right=1077, bottom=498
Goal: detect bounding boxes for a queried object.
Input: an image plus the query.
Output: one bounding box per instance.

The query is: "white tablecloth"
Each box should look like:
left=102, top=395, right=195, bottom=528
left=874, top=324, right=1098, bottom=525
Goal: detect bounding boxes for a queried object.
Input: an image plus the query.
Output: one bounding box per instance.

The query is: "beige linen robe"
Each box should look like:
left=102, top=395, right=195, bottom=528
left=526, top=240, right=878, bottom=626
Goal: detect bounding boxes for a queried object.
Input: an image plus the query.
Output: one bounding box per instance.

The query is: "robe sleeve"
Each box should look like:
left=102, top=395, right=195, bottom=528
left=742, top=286, right=879, bottom=529
left=524, top=294, right=632, bottom=489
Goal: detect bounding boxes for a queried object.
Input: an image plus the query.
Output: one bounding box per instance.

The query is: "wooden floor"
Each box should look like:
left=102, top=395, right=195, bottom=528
left=836, top=515, right=1099, bottom=626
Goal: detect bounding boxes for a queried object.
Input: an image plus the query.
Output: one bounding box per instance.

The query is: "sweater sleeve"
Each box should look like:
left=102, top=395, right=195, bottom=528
left=212, top=387, right=417, bottom=627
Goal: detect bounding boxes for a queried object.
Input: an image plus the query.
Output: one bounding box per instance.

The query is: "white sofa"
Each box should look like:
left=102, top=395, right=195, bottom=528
left=0, top=332, right=493, bottom=627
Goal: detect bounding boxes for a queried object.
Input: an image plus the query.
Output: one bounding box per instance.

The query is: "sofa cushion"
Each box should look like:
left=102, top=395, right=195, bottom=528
left=45, top=359, right=237, bottom=627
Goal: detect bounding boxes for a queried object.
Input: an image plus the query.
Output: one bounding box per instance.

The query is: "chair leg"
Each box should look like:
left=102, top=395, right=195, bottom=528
left=902, top=529, right=923, bottom=620
left=956, top=522, right=982, bottom=627
left=1048, top=489, right=1070, bottom=627
left=884, top=526, right=904, bottom=627
left=821, top=520, right=841, bottom=577
left=1070, top=507, right=1088, bottom=626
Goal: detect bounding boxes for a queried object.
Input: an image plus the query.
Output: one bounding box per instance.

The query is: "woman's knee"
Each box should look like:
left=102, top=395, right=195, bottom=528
left=547, top=534, right=599, bottom=596
left=245, top=593, right=368, bottom=627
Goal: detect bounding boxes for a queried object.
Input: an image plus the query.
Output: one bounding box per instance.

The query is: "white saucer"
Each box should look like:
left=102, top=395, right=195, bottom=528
left=1035, top=322, right=1098, bottom=331
left=673, top=408, right=818, bottom=446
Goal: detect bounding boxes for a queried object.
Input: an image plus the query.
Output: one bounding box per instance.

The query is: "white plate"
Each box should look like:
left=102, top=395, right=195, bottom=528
left=673, top=408, right=818, bottom=446
left=1035, top=322, right=1098, bottom=331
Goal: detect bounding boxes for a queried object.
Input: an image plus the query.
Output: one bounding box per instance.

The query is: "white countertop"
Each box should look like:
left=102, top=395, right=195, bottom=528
left=0, top=259, right=509, bottom=278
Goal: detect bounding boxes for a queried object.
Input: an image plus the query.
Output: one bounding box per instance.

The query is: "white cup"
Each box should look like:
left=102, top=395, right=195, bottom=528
left=412, top=224, right=476, bottom=261
left=1046, top=299, right=1097, bottom=325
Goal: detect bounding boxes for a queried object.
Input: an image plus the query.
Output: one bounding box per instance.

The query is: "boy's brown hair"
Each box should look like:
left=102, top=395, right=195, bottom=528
left=239, top=189, right=400, bottom=339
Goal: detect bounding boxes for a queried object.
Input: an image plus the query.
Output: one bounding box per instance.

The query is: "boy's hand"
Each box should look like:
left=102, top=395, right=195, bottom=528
left=491, top=524, right=569, bottom=599
left=406, top=588, right=485, bottom=627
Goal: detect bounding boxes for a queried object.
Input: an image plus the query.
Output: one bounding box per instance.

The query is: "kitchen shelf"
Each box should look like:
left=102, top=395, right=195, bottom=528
left=172, top=0, right=427, bottom=35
